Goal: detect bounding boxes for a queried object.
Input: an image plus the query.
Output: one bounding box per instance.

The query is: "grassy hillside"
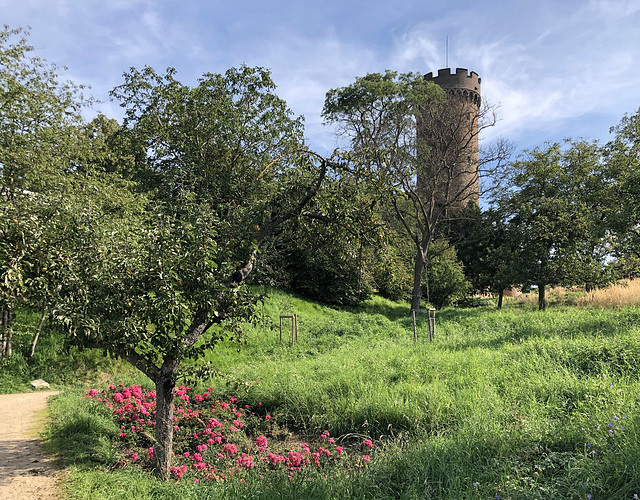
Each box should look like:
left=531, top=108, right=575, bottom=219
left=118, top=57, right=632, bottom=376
left=34, top=290, right=640, bottom=498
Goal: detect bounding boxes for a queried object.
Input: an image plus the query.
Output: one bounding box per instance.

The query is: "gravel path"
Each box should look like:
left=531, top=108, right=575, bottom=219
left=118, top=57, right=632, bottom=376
left=0, top=391, right=63, bottom=500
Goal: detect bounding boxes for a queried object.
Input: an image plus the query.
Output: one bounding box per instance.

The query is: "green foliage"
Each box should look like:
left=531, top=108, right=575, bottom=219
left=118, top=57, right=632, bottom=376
left=604, top=108, right=640, bottom=267
left=49, top=63, right=332, bottom=478
left=323, top=72, right=452, bottom=314
left=253, top=172, right=381, bottom=306
left=0, top=25, right=91, bottom=358
left=59, top=63, right=327, bottom=379
left=425, top=241, right=470, bottom=309
left=451, top=205, right=515, bottom=301
left=271, top=222, right=372, bottom=306
left=496, top=140, right=612, bottom=309
left=369, top=243, right=413, bottom=302
left=323, top=69, right=509, bottom=314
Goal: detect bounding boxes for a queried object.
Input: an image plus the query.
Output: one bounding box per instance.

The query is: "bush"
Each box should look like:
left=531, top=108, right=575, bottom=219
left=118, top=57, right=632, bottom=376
left=425, top=241, right=470, bottom=310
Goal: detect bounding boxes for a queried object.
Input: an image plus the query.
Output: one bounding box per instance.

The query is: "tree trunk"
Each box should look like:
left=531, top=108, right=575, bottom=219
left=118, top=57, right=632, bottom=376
left=410, top=248, right=426, bottom=315
left=538, top=283, right=546, bottom=311
left=1, top=307, right=13, bottom=360
left=497, top=289, right=504, bottom=310
left=152, top=360, right=179, bottom=479
left=29, top=306, right=48, bottom=358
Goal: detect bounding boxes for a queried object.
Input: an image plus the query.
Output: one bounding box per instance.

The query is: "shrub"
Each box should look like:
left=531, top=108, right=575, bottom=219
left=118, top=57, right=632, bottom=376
left=425, top=241, right=470, bottom=309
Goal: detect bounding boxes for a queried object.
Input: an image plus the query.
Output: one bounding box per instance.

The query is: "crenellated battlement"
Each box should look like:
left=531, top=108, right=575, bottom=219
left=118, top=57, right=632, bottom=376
left=424, top=67, right=481, bottom=107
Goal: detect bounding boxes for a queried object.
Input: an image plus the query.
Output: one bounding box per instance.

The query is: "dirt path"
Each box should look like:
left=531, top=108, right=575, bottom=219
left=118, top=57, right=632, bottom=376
left=0, top=391, right=63, bottom=500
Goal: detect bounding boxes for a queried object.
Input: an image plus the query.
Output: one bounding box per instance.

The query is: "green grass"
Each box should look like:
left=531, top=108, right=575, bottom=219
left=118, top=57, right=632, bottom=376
left=36, top=291, right=640, bottom=498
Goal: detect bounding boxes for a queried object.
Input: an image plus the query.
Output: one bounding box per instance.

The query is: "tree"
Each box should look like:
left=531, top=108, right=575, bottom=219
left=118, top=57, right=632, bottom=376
left=497, top=140, right=611, bottom=310
left=58, top=65, right=329, bottom=478
left=257, top=194, right=374, bottom=305
left=0, top=26, right=90, bottom=359
left=603, top=108, right=640, bottom=271
left=253, top=159, right=396, bottom=306
left=323, top=71, right=510, bottom=315
left=450, top=206, right=518, bottom=309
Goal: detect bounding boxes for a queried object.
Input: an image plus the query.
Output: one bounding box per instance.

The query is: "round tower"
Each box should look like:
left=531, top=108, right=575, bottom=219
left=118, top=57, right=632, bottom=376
left=422, top=68, right=482, bottom=206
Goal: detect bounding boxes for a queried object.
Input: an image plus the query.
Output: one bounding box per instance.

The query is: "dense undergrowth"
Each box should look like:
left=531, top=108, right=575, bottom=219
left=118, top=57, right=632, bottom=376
left=0, top=309, right=139, bottom=393
left=4, top=290, right=640, bottom=499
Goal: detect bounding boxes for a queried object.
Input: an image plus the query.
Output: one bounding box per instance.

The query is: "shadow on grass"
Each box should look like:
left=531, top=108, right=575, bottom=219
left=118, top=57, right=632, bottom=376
left=45, top=393, right=119, bottom=468
left=355, top=300, right=411, bottom=322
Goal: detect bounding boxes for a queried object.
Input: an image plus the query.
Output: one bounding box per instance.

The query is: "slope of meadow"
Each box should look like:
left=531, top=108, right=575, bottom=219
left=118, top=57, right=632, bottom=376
left=34, top=287, right=640, bottom=499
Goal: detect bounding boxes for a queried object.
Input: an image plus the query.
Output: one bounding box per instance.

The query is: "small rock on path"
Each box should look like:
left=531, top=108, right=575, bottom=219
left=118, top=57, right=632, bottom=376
left=0, top=391, right=63, bottom=500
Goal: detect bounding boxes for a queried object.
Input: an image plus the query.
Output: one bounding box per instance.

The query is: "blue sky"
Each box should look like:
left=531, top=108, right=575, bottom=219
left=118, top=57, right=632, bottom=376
left=3, top=0, right=640, bottom=156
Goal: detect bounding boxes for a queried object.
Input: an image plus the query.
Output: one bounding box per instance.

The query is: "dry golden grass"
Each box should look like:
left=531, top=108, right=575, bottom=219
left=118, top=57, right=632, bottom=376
left=513, top=279, right=640, bottom=308
left=578, top=278, right=640, bottom=308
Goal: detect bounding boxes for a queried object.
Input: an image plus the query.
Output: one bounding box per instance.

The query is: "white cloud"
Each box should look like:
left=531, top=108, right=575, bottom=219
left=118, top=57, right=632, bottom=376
left=3, top=0, right=640, bottom=153
left=588, top=0, right=640, bottom=20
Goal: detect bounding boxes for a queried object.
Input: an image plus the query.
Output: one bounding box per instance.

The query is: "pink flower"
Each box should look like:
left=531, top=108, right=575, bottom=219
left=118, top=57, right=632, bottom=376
left=236, top=453, right=254, bottom=468
left=256, top=436, right=268, bottom=450
left=209, top=418, right=223, bottom=428
left=267, top=453, right=286, bottom=467
left=336, top=446, right=343, bottom=454
left=362, top=439, right=373, bottom=448
left=131, top=452, right=139, bottom=461
left=223, top=443, right=237, bottom=455
left=287, top=451, right=305, bottom=468
left=362, top=454, right=371, bottom=462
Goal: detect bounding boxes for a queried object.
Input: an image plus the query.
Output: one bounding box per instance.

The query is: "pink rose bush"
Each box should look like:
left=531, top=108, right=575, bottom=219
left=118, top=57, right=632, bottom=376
left=85, top=383, right=374, bottom=483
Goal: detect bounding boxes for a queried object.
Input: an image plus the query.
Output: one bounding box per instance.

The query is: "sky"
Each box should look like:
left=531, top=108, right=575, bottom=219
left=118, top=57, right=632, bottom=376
left=3, top=0, right=640, bottom=157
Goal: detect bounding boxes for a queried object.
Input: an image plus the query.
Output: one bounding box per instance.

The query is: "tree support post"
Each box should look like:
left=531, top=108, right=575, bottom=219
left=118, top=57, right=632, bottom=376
left=412, top=310, right=417, bottom=344
left=279, top=314, right=298, bottom=346
left=427, top=308, right=436, bottom=342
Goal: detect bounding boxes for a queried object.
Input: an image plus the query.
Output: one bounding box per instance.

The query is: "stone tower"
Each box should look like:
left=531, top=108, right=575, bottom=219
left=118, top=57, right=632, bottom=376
left=422, top=67, right=482, bottom=206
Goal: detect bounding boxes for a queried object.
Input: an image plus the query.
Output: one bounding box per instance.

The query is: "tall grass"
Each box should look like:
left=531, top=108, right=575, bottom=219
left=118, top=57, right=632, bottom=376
left=580, top=279, right=640, bottom=308
left=42, top=290, right=640, bottom=499
left=513, top=278, right=640, bottom=309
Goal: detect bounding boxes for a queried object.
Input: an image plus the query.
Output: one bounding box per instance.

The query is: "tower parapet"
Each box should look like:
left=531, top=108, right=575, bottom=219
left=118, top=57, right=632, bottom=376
left=424, top=68, right=481, bottom=107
